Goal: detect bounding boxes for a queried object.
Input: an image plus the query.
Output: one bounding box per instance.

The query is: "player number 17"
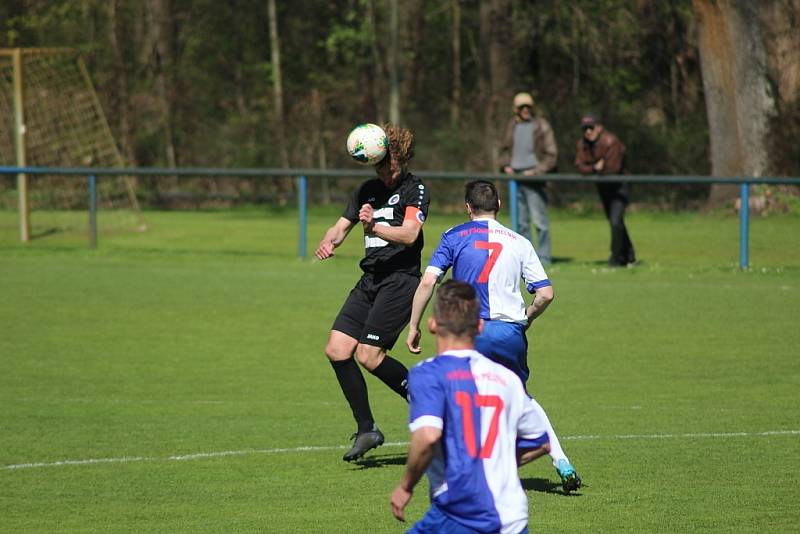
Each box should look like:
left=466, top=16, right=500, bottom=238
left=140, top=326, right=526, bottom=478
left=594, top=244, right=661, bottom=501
left=454, top=391, right=504, bottom=459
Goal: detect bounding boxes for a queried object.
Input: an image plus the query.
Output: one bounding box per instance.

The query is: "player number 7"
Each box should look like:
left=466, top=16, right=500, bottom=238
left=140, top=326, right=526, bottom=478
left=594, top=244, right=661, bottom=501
left=474, top=241, right=503, bottom=283
left=454, top=391, right=505, bottom=459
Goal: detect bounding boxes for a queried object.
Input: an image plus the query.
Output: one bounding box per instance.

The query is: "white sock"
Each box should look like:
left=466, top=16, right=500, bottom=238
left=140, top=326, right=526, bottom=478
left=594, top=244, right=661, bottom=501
left=528, top=396, right=569, bottom=466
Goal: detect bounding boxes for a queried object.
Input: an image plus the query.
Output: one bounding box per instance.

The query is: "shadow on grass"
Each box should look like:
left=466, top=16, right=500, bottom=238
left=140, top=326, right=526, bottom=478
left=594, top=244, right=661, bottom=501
left=591, top=258, right=644, bottom=268
left=520, top=476, right=583, bottom=497
left=31, top=227, right=63, bottom=239
left=352, top=452, right=407, bottom=469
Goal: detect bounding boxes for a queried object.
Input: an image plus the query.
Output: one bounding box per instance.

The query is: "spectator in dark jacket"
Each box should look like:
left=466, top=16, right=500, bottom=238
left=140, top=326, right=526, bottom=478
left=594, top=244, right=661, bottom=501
left=575, top=113, right=636, bottom=267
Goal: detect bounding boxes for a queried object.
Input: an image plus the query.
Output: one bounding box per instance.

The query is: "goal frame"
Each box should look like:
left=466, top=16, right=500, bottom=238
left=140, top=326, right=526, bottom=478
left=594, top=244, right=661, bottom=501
left=0, top=47, right=143, bottom=242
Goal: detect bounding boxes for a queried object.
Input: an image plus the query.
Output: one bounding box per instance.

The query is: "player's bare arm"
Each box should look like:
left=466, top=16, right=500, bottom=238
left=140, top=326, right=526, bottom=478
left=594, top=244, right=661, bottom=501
left=390, top=426, right=441, bottom=522
left=525, top=285, right=554, bottom=329
left=315, top=217, right=355, bottom=260
left=406, top=271, right=438, bottom=353
left=517, top=441, right=551, bottom=466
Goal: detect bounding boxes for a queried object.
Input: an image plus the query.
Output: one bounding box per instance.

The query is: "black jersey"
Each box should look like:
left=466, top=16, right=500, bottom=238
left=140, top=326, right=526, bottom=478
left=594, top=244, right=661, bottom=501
left=342, top=172, right=430, bottom=275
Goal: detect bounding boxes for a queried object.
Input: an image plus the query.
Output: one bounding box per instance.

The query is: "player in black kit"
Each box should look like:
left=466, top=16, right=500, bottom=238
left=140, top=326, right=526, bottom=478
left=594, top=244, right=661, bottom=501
left=316, top=124, right=430, bottom=461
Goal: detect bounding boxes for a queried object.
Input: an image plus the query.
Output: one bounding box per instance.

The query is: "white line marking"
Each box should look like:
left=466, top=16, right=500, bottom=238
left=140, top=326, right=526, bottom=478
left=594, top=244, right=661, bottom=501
left=4, top=430, right=798, bottom=471
left=5, top=457, right=148, bottom=470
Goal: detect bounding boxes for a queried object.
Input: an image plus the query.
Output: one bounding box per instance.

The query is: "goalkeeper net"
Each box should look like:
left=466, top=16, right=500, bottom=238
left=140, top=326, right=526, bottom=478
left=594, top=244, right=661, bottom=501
left=0, top=48, right=145, bottom=239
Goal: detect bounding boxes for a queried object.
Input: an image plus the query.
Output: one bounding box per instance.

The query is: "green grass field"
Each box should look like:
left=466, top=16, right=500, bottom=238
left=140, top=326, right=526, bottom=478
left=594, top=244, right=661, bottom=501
left=1, top=207, right=799, bottom=532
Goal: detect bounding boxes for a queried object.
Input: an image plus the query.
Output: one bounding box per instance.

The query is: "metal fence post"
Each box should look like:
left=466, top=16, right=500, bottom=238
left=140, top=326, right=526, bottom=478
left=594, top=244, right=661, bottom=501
left=739, top=181, right=749, bottom=269
left=88, top=173, right=97, bottom=249
left=298, top=175, right=307, bottom=259
left=509, top=179, right=519, bottom=233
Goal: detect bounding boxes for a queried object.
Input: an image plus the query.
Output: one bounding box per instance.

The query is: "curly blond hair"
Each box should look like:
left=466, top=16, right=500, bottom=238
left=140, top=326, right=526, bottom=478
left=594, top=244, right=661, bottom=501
left=381, top=123, right=415, bottom=165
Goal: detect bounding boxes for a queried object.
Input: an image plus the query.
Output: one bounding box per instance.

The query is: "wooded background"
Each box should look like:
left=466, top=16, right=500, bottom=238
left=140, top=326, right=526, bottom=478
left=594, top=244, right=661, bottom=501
left=1, top=0, right=798, bottom=207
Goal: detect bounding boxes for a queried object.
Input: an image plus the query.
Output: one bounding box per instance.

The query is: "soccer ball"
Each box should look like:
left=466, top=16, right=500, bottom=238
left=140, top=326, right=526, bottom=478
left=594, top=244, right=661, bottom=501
left=346, top=123, right=388, bottom=165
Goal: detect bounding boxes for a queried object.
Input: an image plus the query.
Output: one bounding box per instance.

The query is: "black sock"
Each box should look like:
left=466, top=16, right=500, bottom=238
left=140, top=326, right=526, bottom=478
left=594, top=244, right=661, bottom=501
left=370, top=355, right=409, bottom=401
left=330, top=358, right=374, bottom=434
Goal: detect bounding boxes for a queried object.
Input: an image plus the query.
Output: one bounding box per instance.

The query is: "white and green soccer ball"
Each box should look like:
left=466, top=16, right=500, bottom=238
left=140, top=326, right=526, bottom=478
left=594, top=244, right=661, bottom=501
left=346, top=123, right=388, bottom=165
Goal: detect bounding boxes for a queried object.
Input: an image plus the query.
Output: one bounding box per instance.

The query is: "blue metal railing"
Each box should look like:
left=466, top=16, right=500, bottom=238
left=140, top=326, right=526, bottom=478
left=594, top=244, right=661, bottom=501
left=739, top=183, right=750, bottom=269
left=2, top=165, right=799, bottom=268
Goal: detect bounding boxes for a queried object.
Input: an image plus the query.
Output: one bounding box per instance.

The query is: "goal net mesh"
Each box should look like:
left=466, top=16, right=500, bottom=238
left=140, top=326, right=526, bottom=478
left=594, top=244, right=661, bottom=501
left=0, top=48, right=144, bottom=236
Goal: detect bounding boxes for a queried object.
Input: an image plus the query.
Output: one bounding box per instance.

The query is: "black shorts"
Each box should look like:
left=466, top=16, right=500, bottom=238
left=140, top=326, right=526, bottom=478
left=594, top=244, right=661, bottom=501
left=331, top=271, right=419, bottom=350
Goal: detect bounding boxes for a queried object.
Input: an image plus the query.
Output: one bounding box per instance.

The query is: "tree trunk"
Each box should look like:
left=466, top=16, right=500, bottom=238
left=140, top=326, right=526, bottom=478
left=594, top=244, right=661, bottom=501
left=450, top=0, right=461, bottom=128
left=400, top=0, right=425, bottom=121
left=478, top=0, right=491, bottom=167
left=388, top=0, right=400, bottom=124
left=267, top=0, right=288, bottom=168
left=760, top=0, right=800, bottom=176
left=759, top=0, right=800, bottom=106
left=267, top=0, right=291, bottom=201
left=693, top=0, right=776, bottom=206
left=366, top=0, right=385, bottom=123
left=311, top=88, right=330, bottom=204
left=482, top=0, right=513, bottom=169
left=108, top=0, right=137, bottom=166
left=145, top=0, right=177, bottom=170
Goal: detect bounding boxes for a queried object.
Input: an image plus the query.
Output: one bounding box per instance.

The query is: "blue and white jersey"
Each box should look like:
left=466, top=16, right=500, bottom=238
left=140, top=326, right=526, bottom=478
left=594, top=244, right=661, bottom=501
left=408, top=350, right=548, bottom=534
left=427, top=218, right=551, bottom=324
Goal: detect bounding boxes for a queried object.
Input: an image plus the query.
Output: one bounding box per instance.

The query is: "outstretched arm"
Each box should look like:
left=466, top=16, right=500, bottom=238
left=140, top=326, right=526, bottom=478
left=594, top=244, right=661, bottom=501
left=406, top=271, right=439, bottom=353
left=390, top=426, right=441, bottom=522
left=315, top=217, right=355, bottom=260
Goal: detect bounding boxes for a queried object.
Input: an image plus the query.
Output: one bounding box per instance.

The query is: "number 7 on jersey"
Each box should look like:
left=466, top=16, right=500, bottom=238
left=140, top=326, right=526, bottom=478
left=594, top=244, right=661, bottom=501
left=474, top=241, right=503, bottom=283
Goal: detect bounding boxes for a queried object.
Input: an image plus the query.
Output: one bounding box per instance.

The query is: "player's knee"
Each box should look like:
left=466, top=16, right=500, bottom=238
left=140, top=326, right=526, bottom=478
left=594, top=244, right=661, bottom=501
left=354, top=344, right=383, bottom=370
left=324, top=341, right=351, bottom=361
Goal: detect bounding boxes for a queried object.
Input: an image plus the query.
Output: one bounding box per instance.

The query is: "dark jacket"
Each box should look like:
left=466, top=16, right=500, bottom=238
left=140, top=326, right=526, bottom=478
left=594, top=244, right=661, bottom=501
left=574, top=129, right=626, bottom=175
left=575, top=129, right=628, bottom=197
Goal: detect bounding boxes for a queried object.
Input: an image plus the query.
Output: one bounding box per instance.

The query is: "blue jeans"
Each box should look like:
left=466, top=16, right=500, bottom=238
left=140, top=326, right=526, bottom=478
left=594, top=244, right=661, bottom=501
left=517, top=182, right=551, bottom=264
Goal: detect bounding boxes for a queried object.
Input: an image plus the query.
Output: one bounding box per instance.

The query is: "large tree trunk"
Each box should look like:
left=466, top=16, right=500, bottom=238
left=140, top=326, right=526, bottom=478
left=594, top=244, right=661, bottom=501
left=693, top=0, right=777, bottom=206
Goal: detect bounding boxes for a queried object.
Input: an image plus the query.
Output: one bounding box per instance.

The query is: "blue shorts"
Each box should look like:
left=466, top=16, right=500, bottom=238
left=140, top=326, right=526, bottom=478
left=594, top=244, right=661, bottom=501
left=408, top=505, right=528, bottom=534
left=474, top=320, right=529, bottom=384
